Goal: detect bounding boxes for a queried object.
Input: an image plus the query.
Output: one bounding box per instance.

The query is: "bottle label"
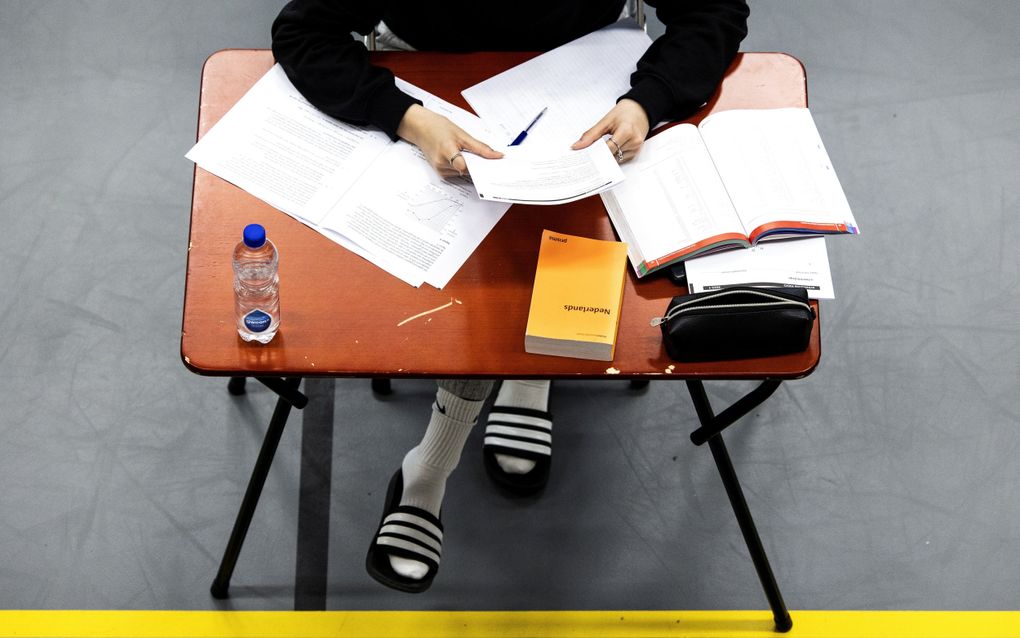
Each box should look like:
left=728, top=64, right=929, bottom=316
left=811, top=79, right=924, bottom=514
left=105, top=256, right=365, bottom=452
left=243, top=309, right=272, bottom=333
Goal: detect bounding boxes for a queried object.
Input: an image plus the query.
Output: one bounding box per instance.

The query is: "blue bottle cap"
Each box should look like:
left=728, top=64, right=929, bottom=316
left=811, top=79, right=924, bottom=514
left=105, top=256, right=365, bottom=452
left=243, top=224, right=266, bottom=248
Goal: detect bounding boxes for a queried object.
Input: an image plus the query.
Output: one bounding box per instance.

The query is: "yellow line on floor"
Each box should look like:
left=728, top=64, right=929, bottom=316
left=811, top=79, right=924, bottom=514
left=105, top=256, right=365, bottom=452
left=1, top=610, right=1018, bottom=638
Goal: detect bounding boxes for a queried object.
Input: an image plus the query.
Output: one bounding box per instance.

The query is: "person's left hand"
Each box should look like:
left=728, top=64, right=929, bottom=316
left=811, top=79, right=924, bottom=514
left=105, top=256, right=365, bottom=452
left=571, top=98, right=650, bottom=163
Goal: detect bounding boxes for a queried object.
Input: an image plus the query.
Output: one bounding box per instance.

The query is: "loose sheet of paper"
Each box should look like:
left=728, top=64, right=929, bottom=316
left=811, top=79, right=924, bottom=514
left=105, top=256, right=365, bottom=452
left=684, top=236, right=835, bottom=299
left=316, top=79, right=510, bottom=288
left=186, top=64, right=510, bottom=289
left=186, top=65, right=391, bottom=225
left=461, top=20, right=653, bottom=149
left=462, top=143, right=624, bottom=205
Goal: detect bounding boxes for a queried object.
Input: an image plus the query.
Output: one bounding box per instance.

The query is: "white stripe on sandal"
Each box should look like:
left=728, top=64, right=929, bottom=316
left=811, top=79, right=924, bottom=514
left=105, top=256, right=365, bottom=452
left=383, top=511, right=443, bottom=541
left=483, top=436, right=551, bottom=456
left=376, top=536, right=441, bottom=565
left=484, top=425, right=553, bottom=443
left=486, top=412, right=552, bottom=429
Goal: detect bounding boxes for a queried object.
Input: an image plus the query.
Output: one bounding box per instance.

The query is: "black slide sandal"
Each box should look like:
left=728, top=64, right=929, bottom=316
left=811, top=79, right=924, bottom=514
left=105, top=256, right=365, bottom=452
left=365, top=470, right=444, bottom=594
left=482, top=406, right=553, bottom=495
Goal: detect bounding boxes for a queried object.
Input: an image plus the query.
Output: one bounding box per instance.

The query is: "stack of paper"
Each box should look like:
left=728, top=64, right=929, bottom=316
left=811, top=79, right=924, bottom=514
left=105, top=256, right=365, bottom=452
left=464, top=144, right=623, bottom=205
left=186, top=65, right=511, bottom=289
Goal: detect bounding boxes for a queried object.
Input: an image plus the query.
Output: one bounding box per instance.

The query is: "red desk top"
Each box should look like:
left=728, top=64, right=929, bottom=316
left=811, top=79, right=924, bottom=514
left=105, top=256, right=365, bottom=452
left=183, top=50, right=818, bottom=380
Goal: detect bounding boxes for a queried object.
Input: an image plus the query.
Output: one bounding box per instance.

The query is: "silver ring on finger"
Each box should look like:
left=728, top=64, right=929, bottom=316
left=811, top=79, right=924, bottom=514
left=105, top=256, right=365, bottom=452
left=448, top=151, right=463, bottom=167
left=607, top=137, right=624, bottom=162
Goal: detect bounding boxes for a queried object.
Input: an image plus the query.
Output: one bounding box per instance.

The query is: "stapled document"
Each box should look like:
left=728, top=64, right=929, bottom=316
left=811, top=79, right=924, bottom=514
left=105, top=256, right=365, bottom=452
left=684, top=236, right=835, bottom=299
left=462, top=143, right=625, bottom=205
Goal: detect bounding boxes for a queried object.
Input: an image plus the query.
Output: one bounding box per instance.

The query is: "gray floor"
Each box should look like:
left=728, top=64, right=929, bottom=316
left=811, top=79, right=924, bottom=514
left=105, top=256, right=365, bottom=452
left=1, top=0, right=1018, bottom=613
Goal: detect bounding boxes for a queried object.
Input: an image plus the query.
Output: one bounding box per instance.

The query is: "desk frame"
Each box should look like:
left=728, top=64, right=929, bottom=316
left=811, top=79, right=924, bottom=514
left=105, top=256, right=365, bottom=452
left=185, top=50, right=816, bottom=634
left=210, top=376, right=793, bottom=632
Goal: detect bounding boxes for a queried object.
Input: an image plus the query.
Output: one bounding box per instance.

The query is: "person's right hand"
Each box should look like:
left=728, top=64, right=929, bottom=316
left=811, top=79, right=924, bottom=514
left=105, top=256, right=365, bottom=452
left=397, top=104, right=503, bottom=178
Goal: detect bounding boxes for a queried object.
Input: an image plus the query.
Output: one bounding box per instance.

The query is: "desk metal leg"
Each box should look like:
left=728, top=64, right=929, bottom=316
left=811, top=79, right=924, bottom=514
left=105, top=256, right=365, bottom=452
left=256, top=377, right=309, bottom=409
left=686, top=380, right=793, bottom=633
left=707, top=434, right=793, bottom=632
left=689, top=379, right=781, bottom=446
left=211, top=377, right=305, bottom=599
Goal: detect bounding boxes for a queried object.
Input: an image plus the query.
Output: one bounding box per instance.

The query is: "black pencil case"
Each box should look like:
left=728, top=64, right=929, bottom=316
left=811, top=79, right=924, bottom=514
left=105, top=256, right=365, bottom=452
left=651, top=286, right=815, bottom=362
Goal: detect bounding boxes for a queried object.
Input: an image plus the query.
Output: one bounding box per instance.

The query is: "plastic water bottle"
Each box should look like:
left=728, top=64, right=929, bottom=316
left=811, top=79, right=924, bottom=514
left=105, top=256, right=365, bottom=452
left=233, top=223, right=280, bottom=343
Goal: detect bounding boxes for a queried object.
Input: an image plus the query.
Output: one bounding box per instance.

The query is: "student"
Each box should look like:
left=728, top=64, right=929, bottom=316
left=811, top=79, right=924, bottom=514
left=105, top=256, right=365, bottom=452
left=272, top=0, right=749, bottom=593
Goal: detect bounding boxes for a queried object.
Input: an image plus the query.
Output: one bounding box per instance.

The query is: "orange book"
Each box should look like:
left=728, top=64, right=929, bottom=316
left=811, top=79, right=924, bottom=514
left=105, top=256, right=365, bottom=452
left=524, top=229, right=628, bottom=361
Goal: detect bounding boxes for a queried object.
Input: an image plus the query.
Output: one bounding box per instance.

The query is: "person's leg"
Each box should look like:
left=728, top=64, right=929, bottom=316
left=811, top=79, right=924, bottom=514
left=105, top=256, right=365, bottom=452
left=400, top=379, right=493, bottom=515
left=368, top=378, right=494, bottom=589
left=482, top=379, right=554, bottom=493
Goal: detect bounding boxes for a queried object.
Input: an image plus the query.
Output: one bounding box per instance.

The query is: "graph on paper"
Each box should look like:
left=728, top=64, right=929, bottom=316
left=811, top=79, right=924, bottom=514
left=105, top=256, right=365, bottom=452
left=400, top=183, right=463, bottom=232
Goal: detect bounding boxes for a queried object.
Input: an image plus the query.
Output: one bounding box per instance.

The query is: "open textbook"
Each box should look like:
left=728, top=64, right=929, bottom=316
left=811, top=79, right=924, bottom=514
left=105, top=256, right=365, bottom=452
left=186, top=64, right=510, bottom=289
left=600, top=107, right=859, bottom=277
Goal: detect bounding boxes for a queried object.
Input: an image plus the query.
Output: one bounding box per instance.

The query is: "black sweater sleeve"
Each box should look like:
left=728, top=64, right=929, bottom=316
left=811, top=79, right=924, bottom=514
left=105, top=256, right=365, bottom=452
left=271, top=0, right=419, bottom=140
left=622, top=0, right=749, bottom=126
left=271, top=0, right=749, bottom=140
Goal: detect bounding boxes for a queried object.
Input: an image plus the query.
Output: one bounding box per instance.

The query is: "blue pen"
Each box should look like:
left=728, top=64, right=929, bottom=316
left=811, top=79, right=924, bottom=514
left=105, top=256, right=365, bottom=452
left=509, top=107, right=547, bottom=146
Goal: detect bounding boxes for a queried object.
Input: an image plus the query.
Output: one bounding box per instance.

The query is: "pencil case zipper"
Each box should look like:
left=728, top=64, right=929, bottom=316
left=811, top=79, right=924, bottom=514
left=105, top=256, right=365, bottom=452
left=650, top=289, right=813, bottom=327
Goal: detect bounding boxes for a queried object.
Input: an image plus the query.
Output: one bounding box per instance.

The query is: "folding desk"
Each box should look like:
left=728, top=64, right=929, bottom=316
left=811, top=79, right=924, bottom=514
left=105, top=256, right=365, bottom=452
left=183, top=49, right=817, bottom=633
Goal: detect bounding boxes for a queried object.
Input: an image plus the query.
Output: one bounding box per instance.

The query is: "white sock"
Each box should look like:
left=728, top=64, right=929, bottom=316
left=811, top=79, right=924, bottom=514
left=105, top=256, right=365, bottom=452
left=390, top=386, right=483, bottom=580
left=492, top=379, right=551, bottom=474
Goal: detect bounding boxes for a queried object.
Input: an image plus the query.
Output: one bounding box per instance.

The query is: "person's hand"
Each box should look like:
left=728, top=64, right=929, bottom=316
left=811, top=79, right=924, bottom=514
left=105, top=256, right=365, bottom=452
left=397, top=104, right=503, bottom=178
left=571, top=98, right=650, bottom=163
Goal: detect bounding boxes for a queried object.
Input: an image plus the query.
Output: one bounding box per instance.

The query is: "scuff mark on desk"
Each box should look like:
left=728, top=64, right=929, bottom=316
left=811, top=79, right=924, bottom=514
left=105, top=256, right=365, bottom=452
left=397, top=298, right=456, bottom=326
left=183, top=356, right=190, bottom=364
left=605, top=367, right=620, bottom=375
left=664, top=364, right=675, bottom=374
